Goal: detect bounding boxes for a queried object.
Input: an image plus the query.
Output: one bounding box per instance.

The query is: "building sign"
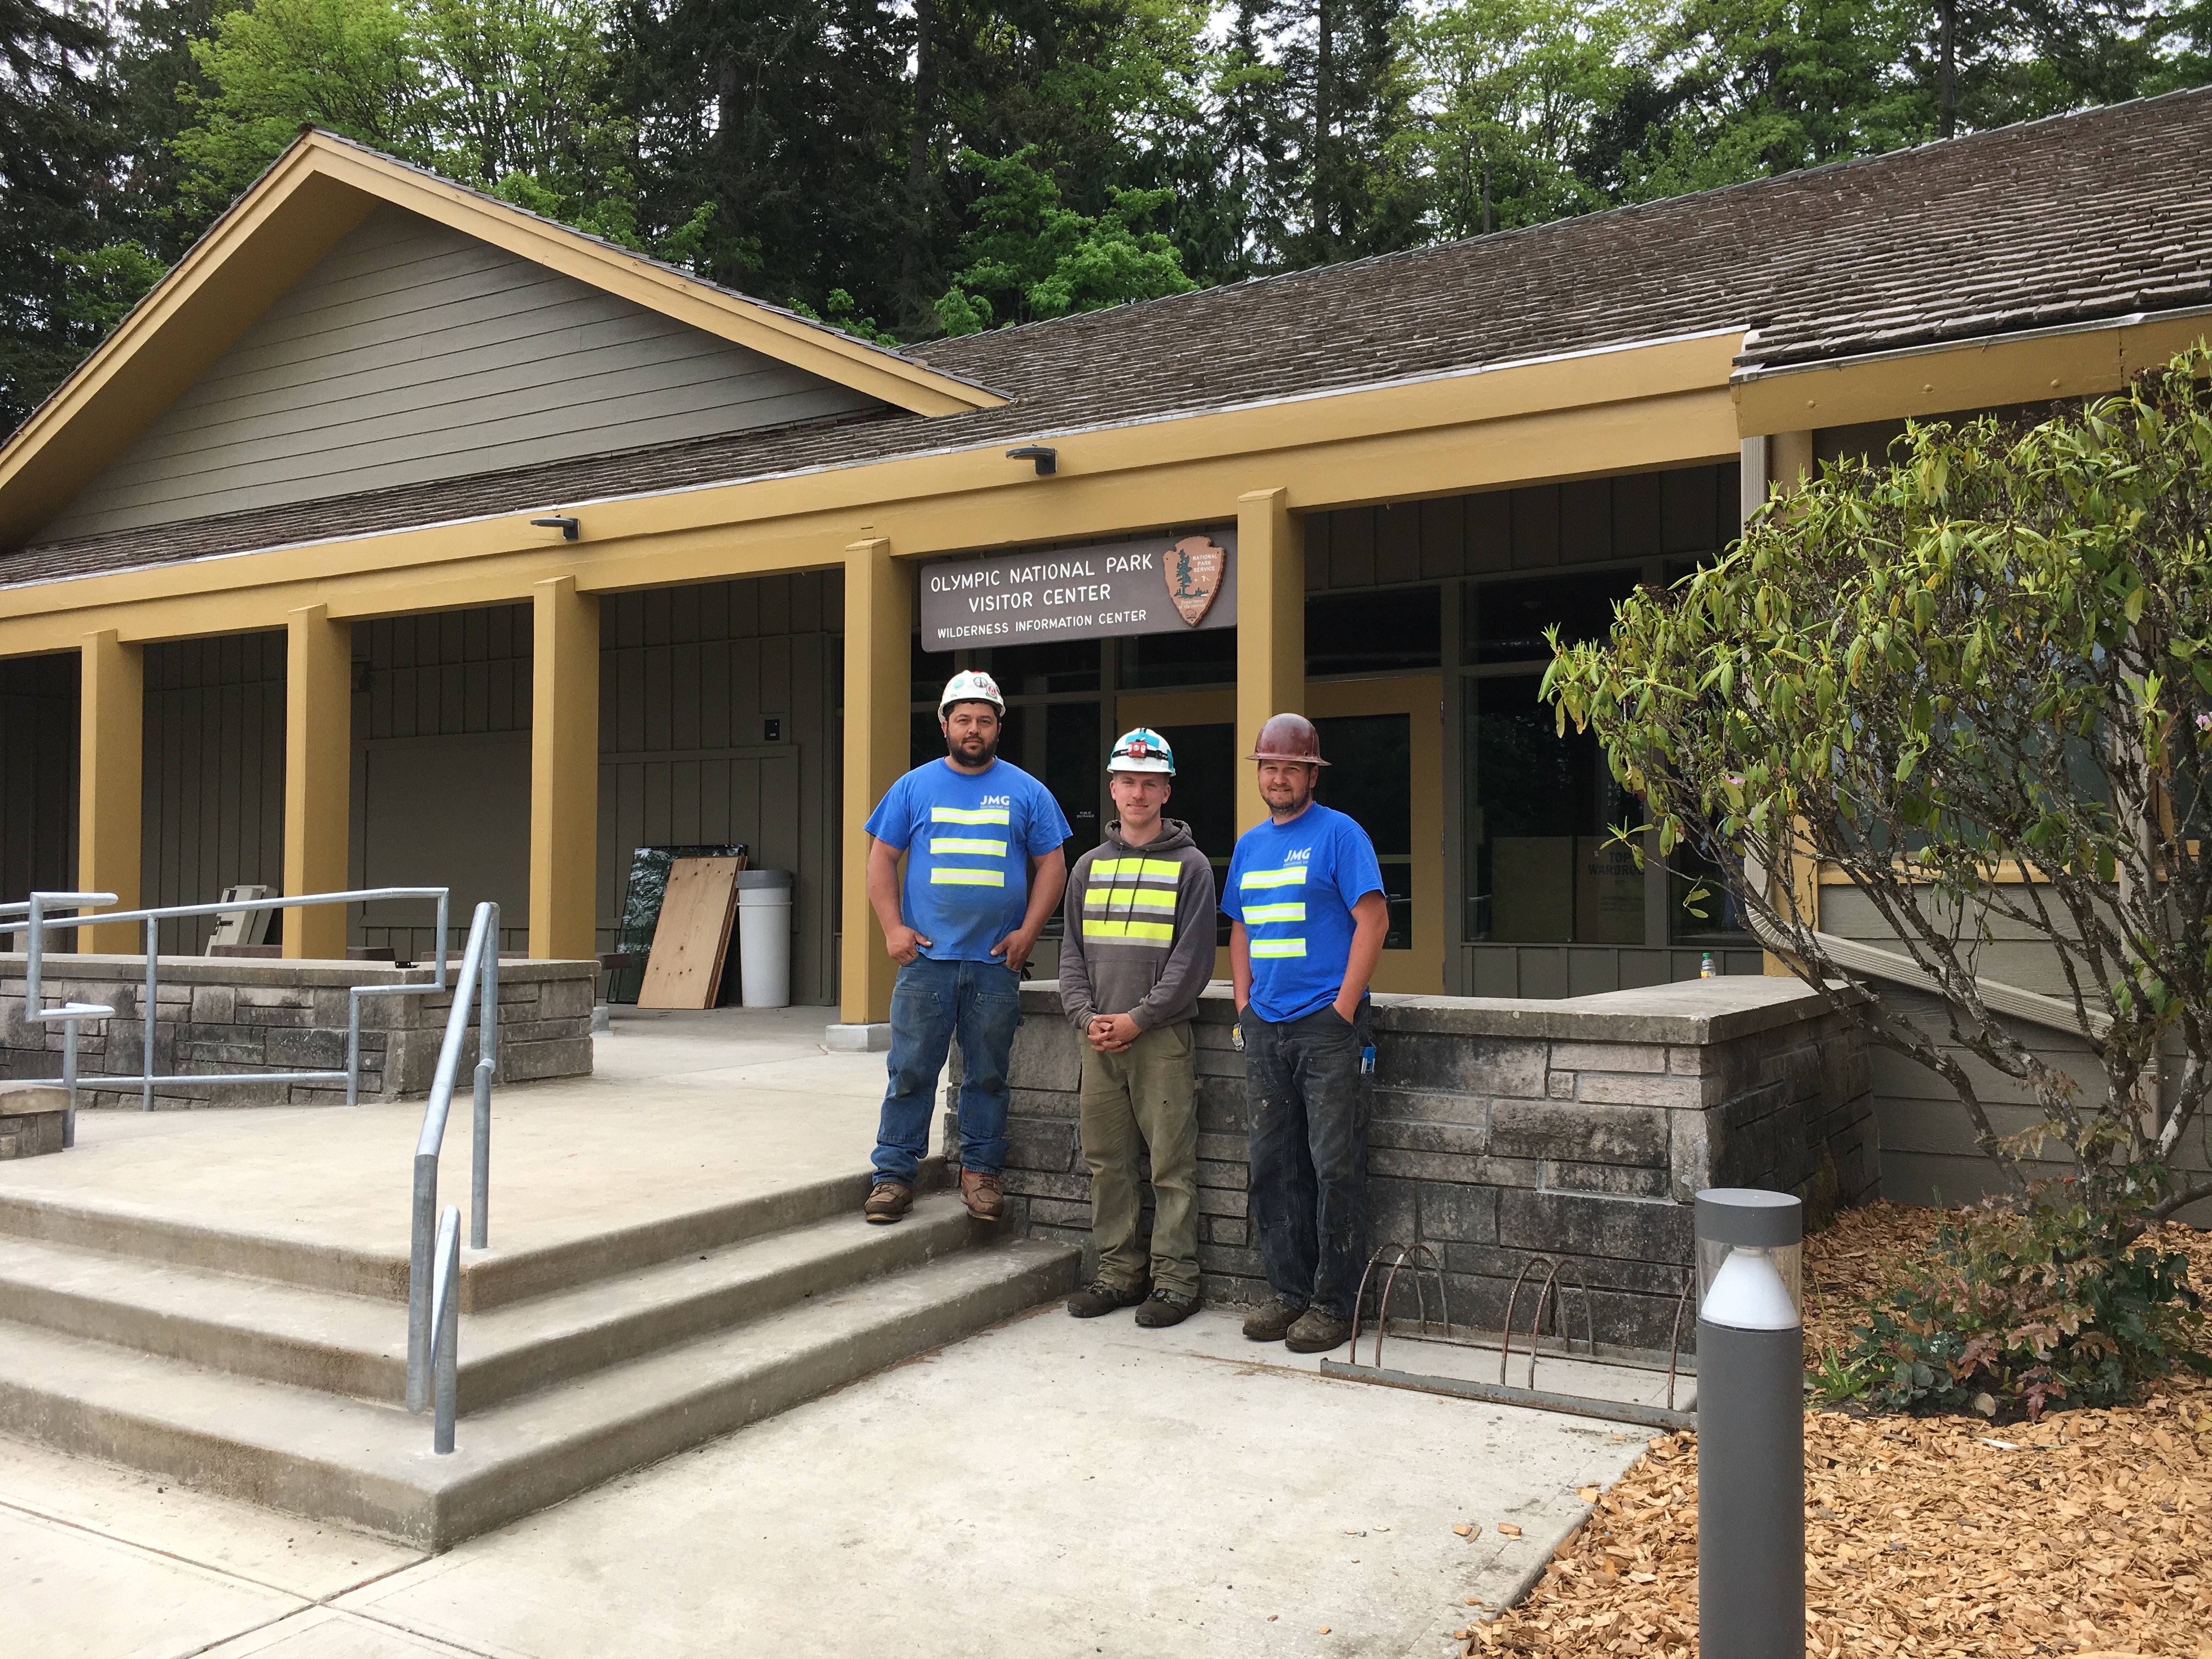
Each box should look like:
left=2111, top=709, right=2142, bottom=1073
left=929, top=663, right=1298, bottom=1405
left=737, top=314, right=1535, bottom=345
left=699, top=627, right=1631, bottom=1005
left=918, top=529, right=1238, bottom=649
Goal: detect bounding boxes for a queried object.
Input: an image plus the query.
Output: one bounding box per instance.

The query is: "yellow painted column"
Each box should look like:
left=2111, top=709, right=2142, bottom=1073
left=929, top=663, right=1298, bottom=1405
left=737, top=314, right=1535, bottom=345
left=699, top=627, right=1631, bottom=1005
left=529, top=575, right=600, bottom=961
left=283, top=605, right=352, bottom=958
left=1743, top=433, right=1820, bottom=973
left=840, top=538, right=908, bottom=1024
left=77, top=629, right=143, bottom=953
left=1234, top=487, right=1306, bottom=834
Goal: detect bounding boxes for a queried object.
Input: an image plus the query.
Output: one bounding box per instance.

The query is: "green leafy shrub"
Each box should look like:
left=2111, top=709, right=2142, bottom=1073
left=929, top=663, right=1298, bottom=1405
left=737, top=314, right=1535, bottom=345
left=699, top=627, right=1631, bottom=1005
left=1819, top=1184, right=2208, bottom=1420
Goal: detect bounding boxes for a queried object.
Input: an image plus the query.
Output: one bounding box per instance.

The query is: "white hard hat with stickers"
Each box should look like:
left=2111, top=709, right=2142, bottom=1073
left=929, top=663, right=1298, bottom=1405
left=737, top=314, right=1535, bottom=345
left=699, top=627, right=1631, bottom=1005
left=938, top=669, right=1006, bottom=716
left=1108, top=727, right=1176, bottom=775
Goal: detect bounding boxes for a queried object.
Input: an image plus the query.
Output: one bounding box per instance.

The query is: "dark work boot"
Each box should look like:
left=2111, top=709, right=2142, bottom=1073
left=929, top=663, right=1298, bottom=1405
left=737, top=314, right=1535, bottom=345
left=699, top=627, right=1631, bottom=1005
left=1284, top=1308, right=1355, bottom=1354
left=1134, top=1289, right=1199, bottom=1329
left=1066, top=1278, right=1148, bottom=1318
left=1241, top=1295, right=1307, bottom=1342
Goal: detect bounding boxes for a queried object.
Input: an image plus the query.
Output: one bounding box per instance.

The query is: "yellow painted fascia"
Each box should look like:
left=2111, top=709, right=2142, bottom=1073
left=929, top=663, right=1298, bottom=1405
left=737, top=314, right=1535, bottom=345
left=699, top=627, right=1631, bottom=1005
left=1732, top=307, right=2212, bottom=437
left=0, top=131, right=1002, bottom=552
left=0, top=331, right=1742, bottom=647
left=294, top=136, right=1004, bottom=419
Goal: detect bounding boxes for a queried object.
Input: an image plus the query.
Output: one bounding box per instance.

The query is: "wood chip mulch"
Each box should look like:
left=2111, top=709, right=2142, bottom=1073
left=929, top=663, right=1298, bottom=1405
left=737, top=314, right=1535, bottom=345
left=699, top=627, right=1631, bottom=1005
left=1464, top=1201, right=2212, bottom=1657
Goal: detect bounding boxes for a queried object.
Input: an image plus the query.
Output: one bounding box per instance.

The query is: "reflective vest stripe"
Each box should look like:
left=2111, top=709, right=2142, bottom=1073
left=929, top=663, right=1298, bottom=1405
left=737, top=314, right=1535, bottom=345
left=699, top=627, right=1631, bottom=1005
left=930, top=806, right=1012, bottom=825
left=928, top=837, right=1007, bottom=856
left=1091, top=856, right=1185, bottom=879
left=1243, top=901, right=1306, bottom=924
left=928, top=868, right=1006, bottom=887
left=1240, top=866, right=1309, bottom=889
left=1082, top=918, right=1173, bottom=942
left=1249, top=938, right=1307, bottom=958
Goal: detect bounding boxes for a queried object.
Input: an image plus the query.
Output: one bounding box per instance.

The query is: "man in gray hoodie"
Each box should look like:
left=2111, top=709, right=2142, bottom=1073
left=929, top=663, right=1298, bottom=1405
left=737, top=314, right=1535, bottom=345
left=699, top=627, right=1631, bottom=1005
left=1057, top=727, right=1218, bottom=1328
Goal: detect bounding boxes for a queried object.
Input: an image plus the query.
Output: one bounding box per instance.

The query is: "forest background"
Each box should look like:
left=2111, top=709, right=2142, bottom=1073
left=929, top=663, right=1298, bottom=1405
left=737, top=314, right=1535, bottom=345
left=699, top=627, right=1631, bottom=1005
left=3, top=0, right=2210, bottom=430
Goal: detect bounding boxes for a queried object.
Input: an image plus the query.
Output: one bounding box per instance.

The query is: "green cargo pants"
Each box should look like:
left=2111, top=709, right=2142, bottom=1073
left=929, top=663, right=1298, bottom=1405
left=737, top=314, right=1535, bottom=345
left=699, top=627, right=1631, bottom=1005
left=1077, top=1019, right=1201, bottom=1298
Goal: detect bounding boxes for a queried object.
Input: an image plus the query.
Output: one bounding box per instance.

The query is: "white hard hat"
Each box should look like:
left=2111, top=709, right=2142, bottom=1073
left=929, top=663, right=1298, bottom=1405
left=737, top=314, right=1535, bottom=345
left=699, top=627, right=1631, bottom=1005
left=939, top=669, right=1005, bottom=716
left=1109, top=727, right=1175, bottom=775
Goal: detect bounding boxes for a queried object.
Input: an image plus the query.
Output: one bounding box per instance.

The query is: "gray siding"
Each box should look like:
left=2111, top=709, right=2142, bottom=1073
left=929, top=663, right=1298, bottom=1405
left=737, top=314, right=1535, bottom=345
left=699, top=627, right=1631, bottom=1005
left=141, top=635, right=287, bottom=954
left=1822, top=883, right=2212, bottom=1223
left=598, top=570, right=844, bottom=1008
left=349, top=606, right=534, bottom=958
left=42, top=204, right=883, bottom=542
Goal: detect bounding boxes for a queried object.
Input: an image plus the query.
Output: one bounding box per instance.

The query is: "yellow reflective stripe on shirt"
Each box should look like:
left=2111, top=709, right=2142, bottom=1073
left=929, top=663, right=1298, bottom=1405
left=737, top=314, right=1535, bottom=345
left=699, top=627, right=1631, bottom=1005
left=930, top=805, right=1012, bottom=826
left=1135, top=858, right=1181, bottom=878
left=928, top=868, right=1006, bottom=887
left=1125, top=888, right=1177, bottom=911
left=1248, top=938, right=1306, bottom=958
left=1240, top=866, right=1309, bottom=889
left=1243, top=901, right=1306, bottom=923
left=928, top=837, right=1008, bottom=856
left=1083, top=918, right=1173, bottom=942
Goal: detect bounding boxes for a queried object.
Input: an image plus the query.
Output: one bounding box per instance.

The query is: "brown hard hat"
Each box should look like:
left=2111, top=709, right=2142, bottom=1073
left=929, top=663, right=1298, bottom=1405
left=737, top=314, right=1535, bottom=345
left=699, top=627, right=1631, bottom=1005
left=1246, top=712, right=1329, bottom=766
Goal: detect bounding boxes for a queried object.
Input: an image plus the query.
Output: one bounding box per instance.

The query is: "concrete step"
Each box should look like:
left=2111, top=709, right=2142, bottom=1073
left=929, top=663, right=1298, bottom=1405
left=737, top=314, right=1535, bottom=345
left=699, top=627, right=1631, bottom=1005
left=0, top=1234, right=1081, bottom=1548
left=0, top=1155, right=949, bottom=1308
left=0, top=1193, right=992, bottom=1410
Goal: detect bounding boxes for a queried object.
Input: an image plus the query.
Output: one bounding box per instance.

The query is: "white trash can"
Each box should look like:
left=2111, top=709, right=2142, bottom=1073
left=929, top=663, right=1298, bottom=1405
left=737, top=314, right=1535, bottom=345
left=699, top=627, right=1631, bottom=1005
left=735, top=870, right=793, bottom=1008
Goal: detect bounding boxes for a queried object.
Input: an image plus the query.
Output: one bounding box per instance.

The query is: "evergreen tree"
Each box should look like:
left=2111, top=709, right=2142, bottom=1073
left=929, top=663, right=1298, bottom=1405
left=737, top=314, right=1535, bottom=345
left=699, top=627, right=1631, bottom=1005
left=1, top=0, right=119, bottom=430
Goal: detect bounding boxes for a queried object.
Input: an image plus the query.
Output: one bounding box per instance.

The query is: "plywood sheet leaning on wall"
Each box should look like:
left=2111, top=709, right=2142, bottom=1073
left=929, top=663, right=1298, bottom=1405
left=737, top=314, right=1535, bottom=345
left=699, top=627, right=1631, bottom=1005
left=635, top=855, right=746, bottom=1009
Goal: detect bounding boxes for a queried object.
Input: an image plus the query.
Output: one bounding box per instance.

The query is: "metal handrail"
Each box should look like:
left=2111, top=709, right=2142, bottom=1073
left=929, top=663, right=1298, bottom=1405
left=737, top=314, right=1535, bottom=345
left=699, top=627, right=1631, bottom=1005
left=3, top=887, right=458, bottom=1115
left=405, top=899, right=499, bottom=1440
left=428, top=1204, right=462, bottom=1453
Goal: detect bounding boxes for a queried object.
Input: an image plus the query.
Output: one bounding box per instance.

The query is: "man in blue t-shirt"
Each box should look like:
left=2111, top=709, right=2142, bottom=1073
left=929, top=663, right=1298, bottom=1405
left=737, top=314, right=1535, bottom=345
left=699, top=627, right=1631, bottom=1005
left=859, top=670, right=1071, bottom=1224
left=1220, top=713, right=1389, bottom=1353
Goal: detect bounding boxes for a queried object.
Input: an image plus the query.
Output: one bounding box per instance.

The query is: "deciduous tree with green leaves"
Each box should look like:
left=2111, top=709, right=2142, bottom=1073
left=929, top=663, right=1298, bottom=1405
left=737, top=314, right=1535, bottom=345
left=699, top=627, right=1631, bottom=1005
left=1546, top=348, right=2212, bottom=1223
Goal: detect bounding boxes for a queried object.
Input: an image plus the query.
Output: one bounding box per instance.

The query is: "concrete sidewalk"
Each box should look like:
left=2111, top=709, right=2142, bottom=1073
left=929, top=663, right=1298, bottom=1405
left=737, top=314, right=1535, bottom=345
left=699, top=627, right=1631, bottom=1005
left=8, top=1301, right=1643, bottom=1659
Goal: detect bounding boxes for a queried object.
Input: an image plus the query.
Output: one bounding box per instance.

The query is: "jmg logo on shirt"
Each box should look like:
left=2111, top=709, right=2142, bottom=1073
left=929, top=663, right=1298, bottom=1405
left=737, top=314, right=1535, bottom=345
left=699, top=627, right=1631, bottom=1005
left=1283, top=847, right=1311, bottom=862
left=981, top=795, right=1012, bottom=808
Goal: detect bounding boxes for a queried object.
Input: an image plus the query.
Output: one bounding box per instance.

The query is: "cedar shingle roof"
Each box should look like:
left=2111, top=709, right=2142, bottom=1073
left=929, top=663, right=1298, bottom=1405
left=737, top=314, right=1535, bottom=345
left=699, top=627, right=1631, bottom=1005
left=9, top=86, right=2210, bottom=591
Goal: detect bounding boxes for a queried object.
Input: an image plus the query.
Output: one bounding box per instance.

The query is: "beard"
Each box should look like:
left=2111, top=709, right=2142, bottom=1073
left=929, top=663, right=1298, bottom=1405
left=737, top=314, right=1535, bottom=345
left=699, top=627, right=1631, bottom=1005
left=947, top=730, right=1000, bottom=766
left=1262, top=774, right=1313, bottom=815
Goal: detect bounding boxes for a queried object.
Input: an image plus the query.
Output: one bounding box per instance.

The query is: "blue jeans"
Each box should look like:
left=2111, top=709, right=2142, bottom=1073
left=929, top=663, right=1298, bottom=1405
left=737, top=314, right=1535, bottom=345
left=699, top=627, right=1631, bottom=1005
left=1242, top=998, right=1373, bottom=1319
left=870, top=956, right=1025, bottom=1186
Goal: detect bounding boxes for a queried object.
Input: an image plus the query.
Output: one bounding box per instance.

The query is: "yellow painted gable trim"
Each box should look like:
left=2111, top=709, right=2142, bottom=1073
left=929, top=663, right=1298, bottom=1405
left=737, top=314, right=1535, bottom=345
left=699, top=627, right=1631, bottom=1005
left=0, top=129, right=1003, bottom=548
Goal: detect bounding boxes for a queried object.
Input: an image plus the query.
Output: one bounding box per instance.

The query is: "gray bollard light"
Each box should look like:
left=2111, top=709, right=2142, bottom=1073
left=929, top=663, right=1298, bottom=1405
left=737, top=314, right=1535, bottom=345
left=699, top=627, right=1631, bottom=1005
left=1694, top=1188, right=1804, bottom=1659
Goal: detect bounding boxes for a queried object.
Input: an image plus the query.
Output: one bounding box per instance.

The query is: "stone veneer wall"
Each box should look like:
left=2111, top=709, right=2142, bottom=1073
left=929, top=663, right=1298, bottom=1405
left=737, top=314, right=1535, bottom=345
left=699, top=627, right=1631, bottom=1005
left=0, top=955, right=595, bottom=1105
left=951, top=977, right=1877, bottom=1350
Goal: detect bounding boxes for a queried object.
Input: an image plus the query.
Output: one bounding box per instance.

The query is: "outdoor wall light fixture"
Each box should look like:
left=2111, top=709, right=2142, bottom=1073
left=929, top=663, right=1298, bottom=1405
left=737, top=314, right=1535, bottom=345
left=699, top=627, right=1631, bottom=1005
left=1694, top=1187, right=1805, bottom=1659
left=532, top=515, right=580, bottom=539
left=1005, top=445, right=1057, bottom=476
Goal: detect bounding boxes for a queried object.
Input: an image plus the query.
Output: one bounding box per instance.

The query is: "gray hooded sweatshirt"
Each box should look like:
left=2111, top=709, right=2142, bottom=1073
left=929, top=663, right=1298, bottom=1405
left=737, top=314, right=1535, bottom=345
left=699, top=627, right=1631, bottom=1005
left=1057, top=817, right=1218, bottom=1032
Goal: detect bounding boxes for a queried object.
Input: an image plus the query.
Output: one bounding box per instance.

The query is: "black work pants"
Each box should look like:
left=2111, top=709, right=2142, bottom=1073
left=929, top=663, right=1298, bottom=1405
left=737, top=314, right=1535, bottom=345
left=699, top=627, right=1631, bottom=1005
left=1240, top=998, right=1372, bottom=1319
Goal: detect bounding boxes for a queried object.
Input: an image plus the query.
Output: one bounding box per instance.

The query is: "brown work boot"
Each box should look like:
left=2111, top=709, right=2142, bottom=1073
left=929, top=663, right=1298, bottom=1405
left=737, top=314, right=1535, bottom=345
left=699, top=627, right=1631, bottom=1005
left=1242, top=1295, right=1307, bottom=1342
left=1284, top=1308, right=1355, bottom=1354
left=959, top=1168, right=1006, bottom=1222
left=863, top=1181, right=912, bottom=1224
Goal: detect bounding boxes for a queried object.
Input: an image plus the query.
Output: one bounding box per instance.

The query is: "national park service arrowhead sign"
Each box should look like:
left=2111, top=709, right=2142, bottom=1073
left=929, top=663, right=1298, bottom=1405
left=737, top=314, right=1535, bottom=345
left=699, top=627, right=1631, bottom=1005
left=1165, top=535, right=1226, bottom=627
left=918, top=528, right=1238, bottom=650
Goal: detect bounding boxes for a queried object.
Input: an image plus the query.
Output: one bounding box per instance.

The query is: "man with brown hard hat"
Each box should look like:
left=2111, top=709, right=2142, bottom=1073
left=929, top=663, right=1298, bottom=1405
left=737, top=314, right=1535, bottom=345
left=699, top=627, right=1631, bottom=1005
left=1220, top=713, right=1390, bottom=1353
left=1057, top=728, right=1218, bottom=1328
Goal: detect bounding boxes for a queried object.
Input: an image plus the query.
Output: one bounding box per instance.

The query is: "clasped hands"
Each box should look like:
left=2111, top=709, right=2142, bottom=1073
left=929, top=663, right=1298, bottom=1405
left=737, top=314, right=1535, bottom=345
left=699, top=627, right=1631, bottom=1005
left=1085, top=1012, right=1142, bottom=1053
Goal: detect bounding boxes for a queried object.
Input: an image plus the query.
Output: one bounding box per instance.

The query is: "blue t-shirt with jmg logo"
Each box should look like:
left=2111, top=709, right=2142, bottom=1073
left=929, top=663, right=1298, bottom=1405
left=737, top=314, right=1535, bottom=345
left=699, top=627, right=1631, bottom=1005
left=865, top=758, right=1071, bottom=962
left=1221, top=802, right=1385, bottom=1022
